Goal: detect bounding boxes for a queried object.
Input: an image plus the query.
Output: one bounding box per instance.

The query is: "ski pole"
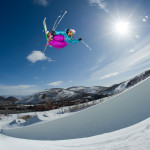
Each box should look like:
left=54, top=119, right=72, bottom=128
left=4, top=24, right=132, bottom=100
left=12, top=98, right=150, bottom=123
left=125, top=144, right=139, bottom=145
left=81, top=40, right=92, bottom=51
left=52, top=15, right=61, bottom=31
left=54, top=11, right=67, bottom=30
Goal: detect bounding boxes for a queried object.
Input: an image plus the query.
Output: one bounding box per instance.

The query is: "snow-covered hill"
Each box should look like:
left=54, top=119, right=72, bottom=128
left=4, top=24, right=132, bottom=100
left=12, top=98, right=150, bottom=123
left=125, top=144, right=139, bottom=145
left=17, top=86, right=107, bottom=104
left=101, top=69, right=150, bottom=95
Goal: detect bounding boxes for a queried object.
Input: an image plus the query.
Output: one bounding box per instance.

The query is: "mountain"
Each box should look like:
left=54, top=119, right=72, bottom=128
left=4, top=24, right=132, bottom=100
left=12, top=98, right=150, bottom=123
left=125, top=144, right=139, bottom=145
left=102, top=69, right=150, bottom=96
left=0, top=96, right=18, bottom=104
left=5, top=97, right=18, bottom=103
left=0, top=96, right=5, bottom=102
left=2, top=69, right=150, bottom=105
left=17, top=86, right=107, bottom=104
left=126, top=70, right=150, bottom=88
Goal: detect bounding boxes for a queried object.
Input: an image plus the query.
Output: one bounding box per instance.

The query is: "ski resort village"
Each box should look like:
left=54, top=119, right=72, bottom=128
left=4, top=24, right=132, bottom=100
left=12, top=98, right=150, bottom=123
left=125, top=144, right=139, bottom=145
left=1, top=0, right=150, bottom=149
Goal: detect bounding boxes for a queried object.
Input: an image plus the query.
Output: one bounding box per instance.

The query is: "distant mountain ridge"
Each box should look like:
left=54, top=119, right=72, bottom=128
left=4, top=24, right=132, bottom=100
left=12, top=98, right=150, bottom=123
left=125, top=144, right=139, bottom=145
left=17, top=86, right=107, bottom=104
left=0, top=96, right=18, bottom=104
left=103, top=69, right=150, bottom=95
left=1, top=69, right=150, bottom=105
left=0, top=96, right=5, bottom=102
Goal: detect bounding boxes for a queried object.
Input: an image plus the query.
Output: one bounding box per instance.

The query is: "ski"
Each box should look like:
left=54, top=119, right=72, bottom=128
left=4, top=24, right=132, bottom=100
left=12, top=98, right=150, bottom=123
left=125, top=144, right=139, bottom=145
left=43, top=17, right=48, bottom=41
left=43, top=15, right=61, bottom=53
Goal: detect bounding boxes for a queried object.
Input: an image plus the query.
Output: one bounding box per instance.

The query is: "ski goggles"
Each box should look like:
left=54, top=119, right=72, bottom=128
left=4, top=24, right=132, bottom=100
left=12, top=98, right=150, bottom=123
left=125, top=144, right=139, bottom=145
left=68, top=30, right=75, bottom=35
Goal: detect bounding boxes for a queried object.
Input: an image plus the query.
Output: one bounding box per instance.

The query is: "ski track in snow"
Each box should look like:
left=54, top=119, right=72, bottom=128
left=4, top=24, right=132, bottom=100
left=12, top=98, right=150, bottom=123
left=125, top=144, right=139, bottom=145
left=1, top=77, right=150, bottom=149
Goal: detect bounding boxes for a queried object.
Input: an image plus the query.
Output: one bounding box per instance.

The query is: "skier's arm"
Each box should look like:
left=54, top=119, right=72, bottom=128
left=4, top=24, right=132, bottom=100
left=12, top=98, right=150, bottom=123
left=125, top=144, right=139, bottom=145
left=69, top=38, right=82, bottom=43
left=70, top=39, right=80, bottom=43
left=55, top=31, right=66, bottom=36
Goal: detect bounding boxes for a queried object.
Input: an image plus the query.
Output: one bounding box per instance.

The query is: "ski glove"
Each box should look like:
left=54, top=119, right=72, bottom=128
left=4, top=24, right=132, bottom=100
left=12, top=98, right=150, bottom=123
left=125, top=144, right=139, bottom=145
left=51, top=30, right=55, bottom=35
left=78, top=38, right=82, bottom=41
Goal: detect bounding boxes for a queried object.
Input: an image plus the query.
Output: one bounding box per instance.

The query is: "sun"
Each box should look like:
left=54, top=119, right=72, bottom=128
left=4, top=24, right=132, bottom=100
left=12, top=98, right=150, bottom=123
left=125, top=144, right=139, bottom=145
left=114, top=20, right=130, bottom=35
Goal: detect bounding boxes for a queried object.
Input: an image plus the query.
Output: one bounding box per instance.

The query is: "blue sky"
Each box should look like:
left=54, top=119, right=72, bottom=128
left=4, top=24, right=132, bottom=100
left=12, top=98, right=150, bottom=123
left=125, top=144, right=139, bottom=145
left=1, top=0, right=150, bottom=96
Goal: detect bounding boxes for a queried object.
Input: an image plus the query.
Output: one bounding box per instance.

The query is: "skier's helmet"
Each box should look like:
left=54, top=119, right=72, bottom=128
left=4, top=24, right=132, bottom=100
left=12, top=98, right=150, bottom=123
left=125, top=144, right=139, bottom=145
left=69, top=29, right=76, bottom=35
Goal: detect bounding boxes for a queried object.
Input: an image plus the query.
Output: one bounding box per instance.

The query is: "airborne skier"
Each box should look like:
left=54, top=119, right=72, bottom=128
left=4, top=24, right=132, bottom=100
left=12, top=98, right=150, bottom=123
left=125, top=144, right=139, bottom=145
left=43, top=11, right=91, bottom=53
left=46, top=29, right=82, bottom=49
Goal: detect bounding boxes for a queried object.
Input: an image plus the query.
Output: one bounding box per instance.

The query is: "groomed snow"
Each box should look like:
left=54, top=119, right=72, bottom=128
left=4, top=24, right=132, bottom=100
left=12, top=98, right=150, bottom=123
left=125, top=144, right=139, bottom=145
left=0, top=115, right=150, bottom=150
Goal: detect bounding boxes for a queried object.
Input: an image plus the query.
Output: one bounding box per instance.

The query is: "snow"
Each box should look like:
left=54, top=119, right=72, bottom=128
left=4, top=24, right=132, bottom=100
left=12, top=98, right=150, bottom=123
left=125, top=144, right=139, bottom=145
left=20, top=115, right=42, bottom=126
left=57, top=89, right=76, bottom=99
left=0, top=77, right=150, bottom=149
left=0, top=117, right=150, bottom=150
left=9, top=119, right=25, bottom=127
left=68, top=86, right=87, bottom=91
left=114, top=80, right=129, bottom=92
left=68, top=86, right=104, bottom=93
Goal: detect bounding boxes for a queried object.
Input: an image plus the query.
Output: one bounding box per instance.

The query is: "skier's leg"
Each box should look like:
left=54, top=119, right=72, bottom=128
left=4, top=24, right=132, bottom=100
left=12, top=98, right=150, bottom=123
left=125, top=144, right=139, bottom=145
left=54, top=41, right=67, bottom=49
left=53, top=35, right=65, bottom=42
left=49, top=40, right=67, bottom=49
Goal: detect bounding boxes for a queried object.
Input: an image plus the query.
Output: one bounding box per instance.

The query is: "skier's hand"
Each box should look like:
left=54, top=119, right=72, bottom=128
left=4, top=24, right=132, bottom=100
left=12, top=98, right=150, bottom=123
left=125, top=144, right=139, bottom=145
left=51, top=30, right=55, bottom=35
left=78, top=38, right=82, bottom=41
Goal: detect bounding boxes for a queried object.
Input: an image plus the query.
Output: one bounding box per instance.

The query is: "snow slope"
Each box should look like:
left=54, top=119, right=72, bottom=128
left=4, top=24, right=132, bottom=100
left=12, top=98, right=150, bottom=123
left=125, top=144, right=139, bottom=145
left=2, top=77, right=150, bottom=140
left=1, top=117, right=150, bottom=150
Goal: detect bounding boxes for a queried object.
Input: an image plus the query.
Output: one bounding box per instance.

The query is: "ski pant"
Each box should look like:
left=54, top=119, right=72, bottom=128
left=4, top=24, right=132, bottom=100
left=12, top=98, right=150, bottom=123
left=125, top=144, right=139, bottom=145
left=49, top=35, right=67, bottom=49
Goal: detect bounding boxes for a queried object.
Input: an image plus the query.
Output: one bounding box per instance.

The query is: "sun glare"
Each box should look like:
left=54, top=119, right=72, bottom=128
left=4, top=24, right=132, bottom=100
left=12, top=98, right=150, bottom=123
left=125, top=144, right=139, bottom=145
left=114, top=21, right=130, bottom=35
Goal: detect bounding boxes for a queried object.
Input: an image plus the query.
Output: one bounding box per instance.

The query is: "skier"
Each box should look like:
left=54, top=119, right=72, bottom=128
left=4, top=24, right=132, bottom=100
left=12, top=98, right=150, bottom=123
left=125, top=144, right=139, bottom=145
left=46, top=29, right=82, bottom=49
